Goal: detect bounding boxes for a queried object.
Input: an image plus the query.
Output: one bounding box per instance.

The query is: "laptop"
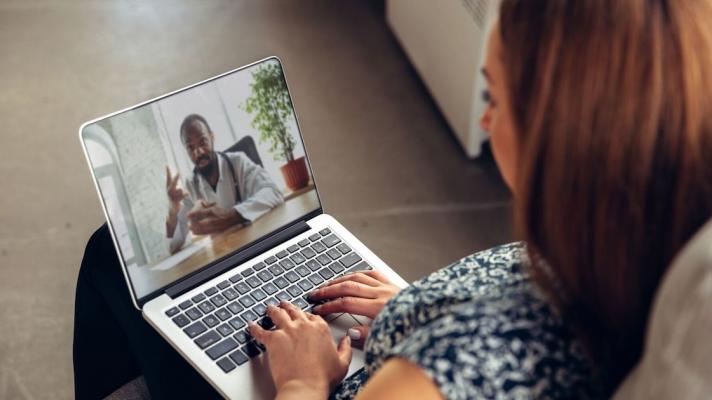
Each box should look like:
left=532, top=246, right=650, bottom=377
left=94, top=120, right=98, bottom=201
left=79, top=56, right=408, bottom=399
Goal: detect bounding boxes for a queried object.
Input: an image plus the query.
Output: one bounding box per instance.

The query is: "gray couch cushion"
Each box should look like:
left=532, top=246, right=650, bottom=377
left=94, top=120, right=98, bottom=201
left=613, top=218, right=712, bottom=399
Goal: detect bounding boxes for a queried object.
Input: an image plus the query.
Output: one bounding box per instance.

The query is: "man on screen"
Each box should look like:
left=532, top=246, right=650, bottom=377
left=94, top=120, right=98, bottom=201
left=165, top=114, right=284, bottom=254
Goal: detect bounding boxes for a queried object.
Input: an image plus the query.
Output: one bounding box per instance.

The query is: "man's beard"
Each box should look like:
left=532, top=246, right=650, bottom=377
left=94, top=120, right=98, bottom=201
left=196, top=153, right=217, bottom=177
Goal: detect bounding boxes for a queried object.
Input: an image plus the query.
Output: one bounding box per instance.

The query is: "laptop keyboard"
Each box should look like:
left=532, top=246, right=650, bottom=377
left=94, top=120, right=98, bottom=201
left=163, top=228, right=374, bottom=373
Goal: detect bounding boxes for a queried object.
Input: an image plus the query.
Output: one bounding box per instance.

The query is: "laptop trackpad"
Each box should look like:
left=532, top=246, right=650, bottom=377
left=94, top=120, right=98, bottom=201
left=329, top=313, right=366, bottom=378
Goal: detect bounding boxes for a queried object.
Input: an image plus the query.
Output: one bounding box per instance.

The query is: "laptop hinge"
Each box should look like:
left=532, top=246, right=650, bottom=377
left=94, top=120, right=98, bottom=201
left=164, top=220, right=311, bottom=299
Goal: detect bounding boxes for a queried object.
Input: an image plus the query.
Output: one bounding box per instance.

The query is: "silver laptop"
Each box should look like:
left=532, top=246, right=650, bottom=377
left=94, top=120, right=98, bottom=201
left=79, top=56, right=408, bottom=399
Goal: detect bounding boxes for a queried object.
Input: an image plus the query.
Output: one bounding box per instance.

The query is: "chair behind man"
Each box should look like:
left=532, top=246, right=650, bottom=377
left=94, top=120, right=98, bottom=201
left=226, top=135, right=263, bottom=168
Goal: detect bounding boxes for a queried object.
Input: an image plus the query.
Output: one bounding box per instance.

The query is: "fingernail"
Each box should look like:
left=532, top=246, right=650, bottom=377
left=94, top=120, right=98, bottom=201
left=306, top=290, right=315, bottom=298
left=348, top=328, right=361, bottom=340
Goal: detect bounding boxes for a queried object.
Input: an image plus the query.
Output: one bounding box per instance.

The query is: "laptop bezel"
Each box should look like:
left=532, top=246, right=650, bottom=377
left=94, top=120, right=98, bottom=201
left=79, top=56, right=324, bottom=309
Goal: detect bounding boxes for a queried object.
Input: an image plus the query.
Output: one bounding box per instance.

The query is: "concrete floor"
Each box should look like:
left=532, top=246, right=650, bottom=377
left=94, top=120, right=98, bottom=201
left=0, top=1, right=511, bottom=398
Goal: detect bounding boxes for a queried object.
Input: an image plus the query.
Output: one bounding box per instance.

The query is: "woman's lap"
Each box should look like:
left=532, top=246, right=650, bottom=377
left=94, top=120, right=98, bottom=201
left=73, top=224, right=221, bottom=399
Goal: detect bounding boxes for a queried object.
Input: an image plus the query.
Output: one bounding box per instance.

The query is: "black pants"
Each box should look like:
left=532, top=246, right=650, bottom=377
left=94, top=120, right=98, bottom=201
left=73, top=224, right=222, bottom=399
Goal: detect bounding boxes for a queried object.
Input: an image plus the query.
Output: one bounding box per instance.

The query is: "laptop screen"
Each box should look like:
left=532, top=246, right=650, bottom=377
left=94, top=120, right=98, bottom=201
left=81, top=57, right=321, bottom=301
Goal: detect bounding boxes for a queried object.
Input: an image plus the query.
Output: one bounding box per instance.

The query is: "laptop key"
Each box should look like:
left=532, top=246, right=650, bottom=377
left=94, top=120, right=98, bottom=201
left=246, top=276, right=261, bottom=288
left=257, top=270, right=273, bottom=282
left=297, top=279, right=313, bottom=292
left=279, top=259, right=295, bottom=270
left=217, top=280, right=231, bottom=290
left=319, top=228, right=331, bottom=236
left=295, top=265, right=310, bottom=277
left=227, top=302, right=244, bottom=315
left=185, top=307, right=203, bottom=321
left=241, top=309, right=258, bottom=323
left=312, top=242, right=327, bottom=253
left=241, top=267, right=255, bottom=277
left=204, top=287, right=219, bottom=296
left=321, top=234, right=340, bottom=247
left=229, top=274, right=243, bottom=283
left=191, top=293, right=206, bottom=303
left=287, top=285, right=303, bottom=298
left=318, top=269, right=334, bottom=280
left=298, top=238, right=311, bottom=247
left=234, top=282, right=250, bottom=294
left=172, top=314, right=191, bottom=328
left=309, top=233, right=321, bottom=242
left=268, top=264, right=285, bottom=276
left=217, top=357, right=236, bottom=373
left=203, top=314, right=220, bottom=328
left=308, top=274, right=324, bottom=285
left=340, top=253, right=362, bottom=268
left=183, top=321, right=207, bottom=338
left=215, top=308, right=232, bottom=321
left=305, top=259, right=321, bottom=271
left=229, top=316, right=246, bottom=330
left=211, top=294, right=228, bottom=308
left=263, top=282, right=278, bottom=295
left=265, top=297, right=279, bottom=307
left=217, top=323, right=234, bottom=337
left=264, top=255, right=278, bottom=265
left=195, top=330, right=221, bottom=349
left=198, top=301, right=216, bottom=314
left=253, top=303, right=267, bottom=316
left=206, top=338, right=238, bottom=360
left=165, top=307, right=180, bottom=317
left=336, top=243, right=352, bottom=255
left=301, top=248, right=316, bottom=259
left=293, top=298, right=309, bottom=310
left=229, top=349, right=249, bottom=365
left=274, top=277, right=289, bottom=289
left=287, top=244, right=300, bottom=253
left=276, top=250, right=289, bottom=259
left=239, top=296, right=256, bottom=308
left=276, top=291, right=291, bottom=302
left=253, top=262, right=267, bottom=271
left=223, top=288, right=239, bottom=301
left=290, top=253, right=306, bottom=265
left=329, top=262, right=345, bottom=274
left=326, top=249, right=341, bottom=260
left=316, top=255, right=331, bottom=266
left=243, top=341, right=262, bottom=358
left=348, top=261, right=373, bottom=273
left=251, top=289, right=267, bottom=302
left=178, top=300, right=192, bottom=310
left=233, top=330, right=250, bottom=344
left=285, top=271, right=299, bottom=283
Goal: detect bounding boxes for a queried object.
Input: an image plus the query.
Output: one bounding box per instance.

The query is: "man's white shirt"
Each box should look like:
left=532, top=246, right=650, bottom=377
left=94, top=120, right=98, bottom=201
left=168, top=151, right=284, bottom=253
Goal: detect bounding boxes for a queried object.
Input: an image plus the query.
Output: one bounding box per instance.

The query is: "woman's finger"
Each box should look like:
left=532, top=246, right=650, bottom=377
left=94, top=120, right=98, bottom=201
left=311, top=297, right=378, bottom=317
left=248, top=322, right=271, bottom=345
left=308, top=281, right=378, bottom=301
left=280, top=300, right=307, bottom=321
left=358, top=269, right=393, bottom=284
left=337, top=335, right=353, bottom=371
left=266, top=304, right=292, bottom=328
left=317, top=271, right=382, bottom=288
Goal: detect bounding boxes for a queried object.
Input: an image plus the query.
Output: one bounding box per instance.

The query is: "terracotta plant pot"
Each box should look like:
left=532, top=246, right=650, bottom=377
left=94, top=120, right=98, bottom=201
left=280, top=156, right=310, bottom=191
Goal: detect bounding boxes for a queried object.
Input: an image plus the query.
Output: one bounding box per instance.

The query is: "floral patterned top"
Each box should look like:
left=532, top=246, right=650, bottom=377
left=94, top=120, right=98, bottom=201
left=332, top=243, right=600, bottom=400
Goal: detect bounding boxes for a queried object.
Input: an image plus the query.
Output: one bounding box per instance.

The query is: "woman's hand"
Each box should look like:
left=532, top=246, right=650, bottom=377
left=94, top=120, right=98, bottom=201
left=307, top=270, right=401, bottom=347
left=248, top=301, right=352, bottom=400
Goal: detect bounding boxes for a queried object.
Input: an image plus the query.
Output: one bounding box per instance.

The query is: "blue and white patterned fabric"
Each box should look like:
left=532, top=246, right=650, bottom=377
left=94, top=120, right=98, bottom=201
left=332, top=243, right=600, bottom=400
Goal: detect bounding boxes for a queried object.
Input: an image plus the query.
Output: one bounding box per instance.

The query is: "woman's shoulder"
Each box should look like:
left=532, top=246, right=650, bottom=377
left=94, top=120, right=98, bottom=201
left=365, top=243, right=600, bottom=399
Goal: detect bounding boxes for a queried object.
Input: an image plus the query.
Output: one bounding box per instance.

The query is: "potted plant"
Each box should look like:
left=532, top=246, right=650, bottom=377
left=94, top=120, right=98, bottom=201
left=242, top=62, right=310, bottom=191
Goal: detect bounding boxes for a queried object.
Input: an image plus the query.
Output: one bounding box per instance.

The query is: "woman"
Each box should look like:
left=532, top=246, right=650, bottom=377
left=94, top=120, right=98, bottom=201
left=247, top=0, right=712, bottom=399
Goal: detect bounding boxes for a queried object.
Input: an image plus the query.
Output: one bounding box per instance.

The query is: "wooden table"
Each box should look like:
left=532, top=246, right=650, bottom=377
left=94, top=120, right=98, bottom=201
left=129, top=189, right=320, bottom=298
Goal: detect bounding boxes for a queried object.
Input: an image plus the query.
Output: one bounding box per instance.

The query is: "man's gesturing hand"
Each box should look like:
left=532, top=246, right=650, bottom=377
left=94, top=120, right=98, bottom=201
left=307, top=270, right=400, bottom=348
left=249, top=302, right=352, bottom=399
